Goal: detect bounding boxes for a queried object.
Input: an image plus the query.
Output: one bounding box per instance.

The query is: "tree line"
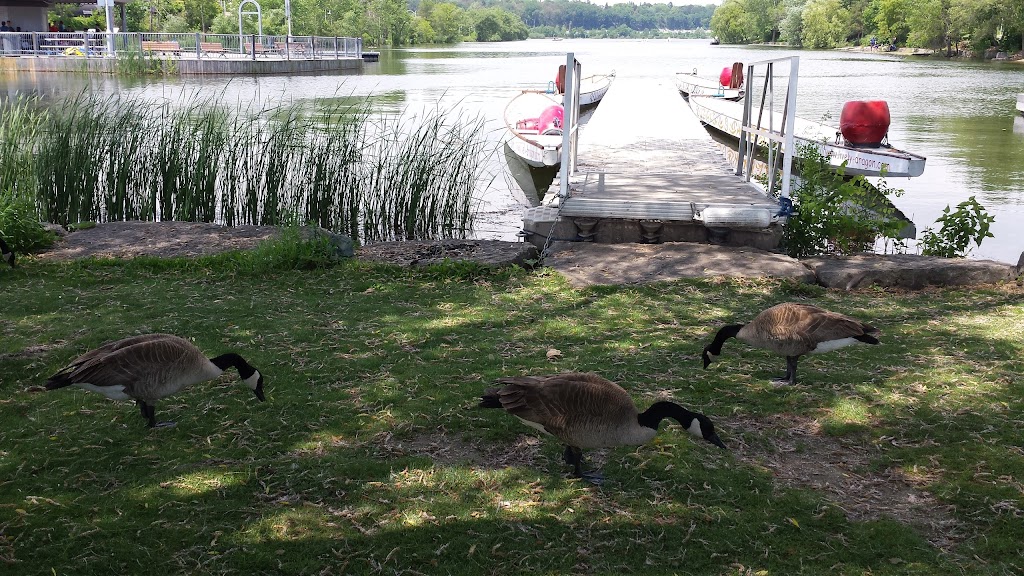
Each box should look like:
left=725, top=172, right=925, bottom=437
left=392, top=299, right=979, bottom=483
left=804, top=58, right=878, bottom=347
left=49, top=0, right=715, bottom=47
left=709, top=0, right=1024, bottom=54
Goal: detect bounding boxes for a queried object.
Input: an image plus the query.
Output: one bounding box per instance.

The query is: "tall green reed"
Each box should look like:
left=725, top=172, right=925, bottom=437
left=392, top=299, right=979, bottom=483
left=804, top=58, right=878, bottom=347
left=4, top=91, right=488, bottom=245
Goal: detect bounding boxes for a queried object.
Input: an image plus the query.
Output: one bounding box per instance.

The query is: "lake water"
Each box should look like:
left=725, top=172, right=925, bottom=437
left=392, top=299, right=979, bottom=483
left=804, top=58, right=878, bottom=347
left=4, top=39, right=1023, bottom=264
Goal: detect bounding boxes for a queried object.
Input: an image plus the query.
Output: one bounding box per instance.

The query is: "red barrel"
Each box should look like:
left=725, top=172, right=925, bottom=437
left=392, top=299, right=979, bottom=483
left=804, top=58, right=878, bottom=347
left=839, top=101, right=891, bottom=145
left=719, top=66, right=731, bottom=87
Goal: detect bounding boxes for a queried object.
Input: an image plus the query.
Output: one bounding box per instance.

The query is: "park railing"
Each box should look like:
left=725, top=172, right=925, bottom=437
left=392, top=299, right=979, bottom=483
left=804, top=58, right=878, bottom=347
left=0, top=31, right=362, bottom=60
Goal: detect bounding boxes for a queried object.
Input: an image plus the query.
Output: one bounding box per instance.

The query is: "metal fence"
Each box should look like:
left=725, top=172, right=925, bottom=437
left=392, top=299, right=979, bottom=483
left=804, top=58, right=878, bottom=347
left=0, top=31, right=362, bottom=60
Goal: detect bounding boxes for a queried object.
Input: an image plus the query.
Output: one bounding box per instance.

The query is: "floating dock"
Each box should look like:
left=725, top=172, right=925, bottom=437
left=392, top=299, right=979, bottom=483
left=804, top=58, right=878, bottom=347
left=522, top=76, right=782, bottom=250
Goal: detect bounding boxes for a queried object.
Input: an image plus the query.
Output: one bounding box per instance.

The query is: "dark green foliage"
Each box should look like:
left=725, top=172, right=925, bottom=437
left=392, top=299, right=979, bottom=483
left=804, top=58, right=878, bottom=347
left=0, top=189, right=56, bottom=252
left=918, top=196, right=995, bottom=258
left=782, top=144, right=908, bottom=258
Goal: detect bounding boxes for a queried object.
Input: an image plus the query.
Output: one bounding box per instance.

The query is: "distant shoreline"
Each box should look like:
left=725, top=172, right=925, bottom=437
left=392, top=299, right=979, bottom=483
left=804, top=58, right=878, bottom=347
left=837, top=45, right=1024, bottom=62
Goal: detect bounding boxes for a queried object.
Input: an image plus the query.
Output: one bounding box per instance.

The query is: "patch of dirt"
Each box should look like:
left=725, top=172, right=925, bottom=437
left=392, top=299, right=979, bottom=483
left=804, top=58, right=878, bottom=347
left=726, top=414, right=962, bottom=550
left=376, top=429, right=546, bottom=471
left=33, top=221, right=537, bottom=268
left=356, top=240, right=538, bottom=268
left=37, top=221, right=282, bottom=261
left=0, top=342, right=65, bottom=361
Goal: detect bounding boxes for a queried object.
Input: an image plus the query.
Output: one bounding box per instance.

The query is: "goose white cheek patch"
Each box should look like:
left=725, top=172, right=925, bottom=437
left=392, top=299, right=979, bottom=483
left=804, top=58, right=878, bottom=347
left=686, top=419, right=704, bottom=438
left=243, top=371, right=261, bottom=390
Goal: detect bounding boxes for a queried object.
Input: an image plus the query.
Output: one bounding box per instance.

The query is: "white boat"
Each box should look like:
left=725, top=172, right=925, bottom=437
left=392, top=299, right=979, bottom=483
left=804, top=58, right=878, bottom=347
left=579, top=71, right=615, bottom=108
left=688, top=95, right=927, bottom=178
left=675, top=72, right=742, bottom=100
left=1016, top=93, right=1024, bottom=115
left=504, top=90, right=565, bottom=168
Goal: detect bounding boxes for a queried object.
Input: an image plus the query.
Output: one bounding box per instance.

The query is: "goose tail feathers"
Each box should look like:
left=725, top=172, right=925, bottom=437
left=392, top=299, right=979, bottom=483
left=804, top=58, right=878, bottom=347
left=479, top=388, right=503, bottom=409
left=855, top=333, right=880, bottom=345
left=45, top=366, right=78, bottom=390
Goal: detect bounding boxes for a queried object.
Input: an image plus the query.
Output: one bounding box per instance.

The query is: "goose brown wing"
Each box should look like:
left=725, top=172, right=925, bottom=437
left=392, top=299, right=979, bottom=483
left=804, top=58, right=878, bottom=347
left=494, top=373, right=635, bottom=437
left=55, top=337, right=198, bottom=394
left=755, top=303, right=877, bottom=351
left=804, top=308, right=878, bottom=340
left=63, top=333, right=180, bottom=369
left=493, top=376, right=565, bottom=434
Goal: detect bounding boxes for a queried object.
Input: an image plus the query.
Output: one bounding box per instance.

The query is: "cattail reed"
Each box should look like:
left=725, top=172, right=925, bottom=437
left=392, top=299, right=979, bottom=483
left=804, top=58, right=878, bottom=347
left=1, top=91, right=487, bottom=245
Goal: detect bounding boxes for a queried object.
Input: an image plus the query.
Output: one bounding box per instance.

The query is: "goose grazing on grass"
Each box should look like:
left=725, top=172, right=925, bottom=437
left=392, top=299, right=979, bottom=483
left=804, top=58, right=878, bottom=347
left=702, top=302, right=880, bottom=385
left=45, top=333, right=265, bottom=428
left=0, top=237, right=13, bottom=267
left=480, top=372, right=726, bottom=484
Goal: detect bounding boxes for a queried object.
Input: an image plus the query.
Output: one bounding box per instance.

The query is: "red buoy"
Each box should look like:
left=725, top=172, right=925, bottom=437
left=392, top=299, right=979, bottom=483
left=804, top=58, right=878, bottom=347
left=719, top=66, right=731, bottom=87
left=839, top=101, right=891, bottom=145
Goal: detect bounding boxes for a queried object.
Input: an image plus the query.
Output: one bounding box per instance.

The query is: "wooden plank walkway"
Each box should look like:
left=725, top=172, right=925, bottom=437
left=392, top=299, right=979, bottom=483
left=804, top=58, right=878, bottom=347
left=522, top=76, right=782, bottom=249
left=565, top=76, right=778, bottom=217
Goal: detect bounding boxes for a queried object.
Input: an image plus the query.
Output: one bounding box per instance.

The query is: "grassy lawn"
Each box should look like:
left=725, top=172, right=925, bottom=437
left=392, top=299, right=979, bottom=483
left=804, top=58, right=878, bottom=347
left=1, top=244, right=1022, bottom=575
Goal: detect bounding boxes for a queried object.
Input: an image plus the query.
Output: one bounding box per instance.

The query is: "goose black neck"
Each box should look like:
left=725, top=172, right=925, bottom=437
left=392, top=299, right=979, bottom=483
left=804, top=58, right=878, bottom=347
left=708, top=324, right=742, bottom=355
left=637, top=401, right=698, bottom=431
left=211, top=353, right=257, bottom=379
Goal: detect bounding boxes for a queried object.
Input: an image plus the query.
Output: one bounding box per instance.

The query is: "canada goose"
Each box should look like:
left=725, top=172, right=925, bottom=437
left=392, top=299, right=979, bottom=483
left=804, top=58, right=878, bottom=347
left=45, top=333, right=265, bottom=428
left=0, top=237, right=13, bottom=267
left=480, top=372, right=726, bottom=484
left=702, top=302, right=880, bottom=385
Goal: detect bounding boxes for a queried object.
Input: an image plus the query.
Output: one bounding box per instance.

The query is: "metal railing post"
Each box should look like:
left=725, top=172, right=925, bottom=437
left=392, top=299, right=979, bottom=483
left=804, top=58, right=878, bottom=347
left=559, top=52, right=580, bottom=200
left=781, top=58, right=798, bottom=199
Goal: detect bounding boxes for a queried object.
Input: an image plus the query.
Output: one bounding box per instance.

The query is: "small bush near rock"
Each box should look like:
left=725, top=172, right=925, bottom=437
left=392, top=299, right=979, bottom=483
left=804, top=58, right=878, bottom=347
left=780, top=144, right=907, bottom=258
left=0, top=189, right=57, bottom=252
left=918, top=196, right=995, bottom=258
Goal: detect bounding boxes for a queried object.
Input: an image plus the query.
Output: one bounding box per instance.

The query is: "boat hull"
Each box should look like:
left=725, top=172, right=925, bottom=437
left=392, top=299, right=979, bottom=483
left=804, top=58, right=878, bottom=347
left=674, top=73, right=742, bottom=101
left=688, top=96, right=926, bottom=178
left=1016, top=93, right=1024, bottom=115
left=504, top=91, right=564, bottom=169
left=579, top=73, right=614, bottom=108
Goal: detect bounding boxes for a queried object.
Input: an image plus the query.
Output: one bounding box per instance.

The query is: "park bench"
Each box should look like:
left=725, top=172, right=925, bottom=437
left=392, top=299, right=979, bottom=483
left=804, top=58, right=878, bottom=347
left=199, top=41, right=226, bottom=57
left=141, top=40, right=181, bottom=55
left=243, top=41, right=270, bottom=56
left=274, top=41, right=311, bottom=57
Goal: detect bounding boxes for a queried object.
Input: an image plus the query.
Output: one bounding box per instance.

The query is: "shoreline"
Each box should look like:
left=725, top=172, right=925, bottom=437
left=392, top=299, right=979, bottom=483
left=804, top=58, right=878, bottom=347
left=837, top=45, right=1024, bottom=61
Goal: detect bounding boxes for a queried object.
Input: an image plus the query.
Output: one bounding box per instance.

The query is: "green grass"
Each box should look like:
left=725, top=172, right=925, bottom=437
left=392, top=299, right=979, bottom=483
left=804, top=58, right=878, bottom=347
left=1, top=247, right=1022, bottom=575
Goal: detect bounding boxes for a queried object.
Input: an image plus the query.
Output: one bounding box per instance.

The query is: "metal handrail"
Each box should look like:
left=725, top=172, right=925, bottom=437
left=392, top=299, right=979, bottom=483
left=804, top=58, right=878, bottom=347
left=558, top=53, right=582, bottom=200
left=736, top=55, right=798, bottom=201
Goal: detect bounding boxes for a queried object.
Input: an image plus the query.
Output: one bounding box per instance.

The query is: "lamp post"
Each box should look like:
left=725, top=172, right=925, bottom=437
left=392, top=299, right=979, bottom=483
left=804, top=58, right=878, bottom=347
left=284, top=0, right=292, bottom=40
left=97, top=0, right=114, bottom=54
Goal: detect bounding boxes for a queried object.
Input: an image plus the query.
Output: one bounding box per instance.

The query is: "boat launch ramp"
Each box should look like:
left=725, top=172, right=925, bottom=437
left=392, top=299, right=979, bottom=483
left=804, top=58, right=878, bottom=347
left=521, top=74, right=784, bottom=252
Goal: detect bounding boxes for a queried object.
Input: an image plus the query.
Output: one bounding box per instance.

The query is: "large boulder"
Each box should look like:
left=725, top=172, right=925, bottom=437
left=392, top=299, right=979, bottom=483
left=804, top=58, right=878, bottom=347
left=803, top=253, right=1022, bottom=290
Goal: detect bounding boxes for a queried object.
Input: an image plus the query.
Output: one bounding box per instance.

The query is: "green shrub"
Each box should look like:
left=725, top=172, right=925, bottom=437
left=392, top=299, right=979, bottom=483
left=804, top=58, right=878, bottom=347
left=781, top=144, right=907, bottom=258
left=0, top=189, right=56, bottom=252
left=918, top=196, right=995, bottom=258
